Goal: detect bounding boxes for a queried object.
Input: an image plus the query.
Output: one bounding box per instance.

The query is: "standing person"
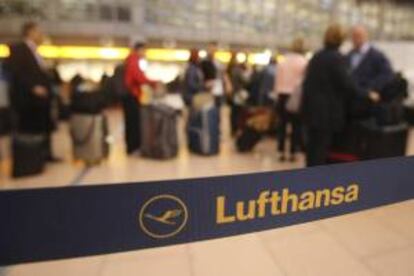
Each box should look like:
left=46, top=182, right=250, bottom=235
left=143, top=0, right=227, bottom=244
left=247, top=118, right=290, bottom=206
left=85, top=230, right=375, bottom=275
left=275, top=38, right=308, bottom=162
left=200, top=42, right=224, bottom=106
left=0, top=62, right=11, bottom=136
left=47, top=61, right=64, bottom=122
left=347, top=25, right=394, bottom=118
left=302, top=24, right=380, bottom=167
left=7, top=21, right=59, bottom=162
left=226, top=52, right=249, bottom=135
left=183, top=49, right=204, bottom=106
left=258, top=57, right=277, bottom=106
left=247, top=65, right=262, bottom=102
left=111, top=63, right=129, bottom=104
left=123, top=42, right=156, bottom=155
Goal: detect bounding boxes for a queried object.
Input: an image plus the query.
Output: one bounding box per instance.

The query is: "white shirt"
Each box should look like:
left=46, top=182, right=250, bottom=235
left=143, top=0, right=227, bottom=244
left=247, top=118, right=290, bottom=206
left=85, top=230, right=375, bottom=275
left=25, top=39, right=46, bottom=69
left=275, top=53, right=308, bottom=95
left=351, top=43, right=371, bottom=71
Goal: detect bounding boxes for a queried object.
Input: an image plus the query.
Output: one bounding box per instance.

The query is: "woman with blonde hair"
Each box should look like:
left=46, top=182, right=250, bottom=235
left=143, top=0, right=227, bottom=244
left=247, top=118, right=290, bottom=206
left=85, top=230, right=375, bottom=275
left=302, top=24, right=380, bottom=166
left=274, top=37, right=308, bottom=162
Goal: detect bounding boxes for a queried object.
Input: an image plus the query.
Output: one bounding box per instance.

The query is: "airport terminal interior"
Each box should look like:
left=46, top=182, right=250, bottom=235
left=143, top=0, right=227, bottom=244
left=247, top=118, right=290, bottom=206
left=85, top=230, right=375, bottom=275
left=1, top=0, right=414, bottom=275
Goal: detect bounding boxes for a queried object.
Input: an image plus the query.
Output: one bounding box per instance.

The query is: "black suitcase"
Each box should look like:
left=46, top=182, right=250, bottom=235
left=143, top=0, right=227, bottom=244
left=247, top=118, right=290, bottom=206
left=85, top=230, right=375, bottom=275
left=12, top=134, right=46, bottom=177
left=359, top=120, right=408, bottom=160
left=71, top=91, right=106, bottom=115
left=236, top=128, right=262, bottom=152
left=374, top=101, right=405, bottom=126
left=0, top=108, right=11, bottom=136
left=404, top=104, right=414, bottom=126
left=235, top=107, right=273, bottom=153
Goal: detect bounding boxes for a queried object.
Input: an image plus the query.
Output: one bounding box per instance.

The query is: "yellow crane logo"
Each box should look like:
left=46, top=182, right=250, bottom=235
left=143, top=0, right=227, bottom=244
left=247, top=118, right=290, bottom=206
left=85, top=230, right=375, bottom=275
left=139, top=195, right=188, bottom=239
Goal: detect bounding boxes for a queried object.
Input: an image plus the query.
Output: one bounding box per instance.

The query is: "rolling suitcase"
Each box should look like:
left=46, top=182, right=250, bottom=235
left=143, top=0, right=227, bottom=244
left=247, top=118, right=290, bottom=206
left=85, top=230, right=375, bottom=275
left=235, top=107, right=273, bottom=152
left=236, top=128, right=262, bottom=152
left=70, top=113, right=109, bottom=165
left=374, top=101, right=405, bottom=127
left=187, top=101, right=220, bottom=156
left=140, top=104, right=178, bottom=159
left=359, top=120, right=408, bottom=160
left=12, top=134, right=46, bottom=177
left=404, top=101, right=414, bottom=126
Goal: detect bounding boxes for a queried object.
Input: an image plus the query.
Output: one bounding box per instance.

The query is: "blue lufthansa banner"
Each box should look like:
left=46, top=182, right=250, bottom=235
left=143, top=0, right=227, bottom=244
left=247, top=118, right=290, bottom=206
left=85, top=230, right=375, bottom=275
left=1, top=157, right=414, bottom=265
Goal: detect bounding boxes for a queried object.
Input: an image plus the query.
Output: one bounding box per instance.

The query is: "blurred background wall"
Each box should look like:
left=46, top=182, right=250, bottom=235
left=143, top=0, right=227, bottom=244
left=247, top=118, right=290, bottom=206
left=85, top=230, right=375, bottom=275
left=1, top=0, right=413, bottom=83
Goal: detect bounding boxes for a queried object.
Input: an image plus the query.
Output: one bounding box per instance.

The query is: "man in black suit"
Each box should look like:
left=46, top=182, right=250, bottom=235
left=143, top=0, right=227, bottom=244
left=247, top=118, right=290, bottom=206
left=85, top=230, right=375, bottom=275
left=347, top=25, right=394, bottom=118
left=7, top=22, right=58, bottom=162
left=302, top=24, right=380, bottom=167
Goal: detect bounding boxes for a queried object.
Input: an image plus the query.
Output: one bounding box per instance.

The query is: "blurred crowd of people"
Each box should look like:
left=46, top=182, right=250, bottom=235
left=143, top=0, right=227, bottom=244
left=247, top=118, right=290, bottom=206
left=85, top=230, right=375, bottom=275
left=178, top=23, right=405, bottom=166
left=0, top=21, right=409, bottom=178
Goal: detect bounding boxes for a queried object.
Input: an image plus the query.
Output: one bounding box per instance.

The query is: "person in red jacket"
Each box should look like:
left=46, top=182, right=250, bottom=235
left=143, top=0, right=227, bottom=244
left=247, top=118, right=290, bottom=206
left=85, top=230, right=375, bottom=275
left=125, top=42, right=156, bottom=102
left=122, top=42, right=156, bottom=154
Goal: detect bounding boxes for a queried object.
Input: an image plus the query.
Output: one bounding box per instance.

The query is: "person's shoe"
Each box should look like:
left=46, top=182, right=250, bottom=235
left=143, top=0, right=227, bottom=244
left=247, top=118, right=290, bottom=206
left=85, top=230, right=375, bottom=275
left=289, top=155, right=297, bottom=162
left=279, top=155, right=286, bottom=162
left=47, top=156, right=63, bottom=163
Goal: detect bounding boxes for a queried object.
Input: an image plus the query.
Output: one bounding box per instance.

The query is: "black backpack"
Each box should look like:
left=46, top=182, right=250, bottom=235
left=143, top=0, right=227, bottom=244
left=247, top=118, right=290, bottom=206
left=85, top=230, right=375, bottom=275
left=71, top=82, right=106, bottom=115
left=375, top=73, right=409, bottom=126
left=381, top=72, right=408, bottom=102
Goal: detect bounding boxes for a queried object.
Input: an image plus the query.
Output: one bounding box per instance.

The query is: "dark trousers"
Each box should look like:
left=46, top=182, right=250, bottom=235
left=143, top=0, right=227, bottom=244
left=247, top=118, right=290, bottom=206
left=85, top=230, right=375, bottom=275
left=230, top=104, right=242, bottom=136
left=306, top=128, right=333, bottom=167
left=43, top=134, right=53, bottom=160
left=122, top=94, right=141, bottom=154
left=277, top=94, right=302, bottom=154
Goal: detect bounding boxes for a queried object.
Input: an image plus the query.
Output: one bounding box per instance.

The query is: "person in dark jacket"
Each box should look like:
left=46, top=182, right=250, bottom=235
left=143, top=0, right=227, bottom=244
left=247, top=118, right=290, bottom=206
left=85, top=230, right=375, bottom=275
left=113, top=64, right=128, bottom=97
left=7, top=21, right=59, bottom=161
left=258, top=57, right=276, bottom=106
left=183, top=49, right=204, bottom=106
left=302, top=24, right=380, bottom=167
left=200, top=42, right=224, bottom=106
left=226, top=52, right=249, bottom=135
left=247, top=66, right=264, bottom=106
left=347, top=25, right=393, bottom=118
left=0, top=62, right=11, bottom=136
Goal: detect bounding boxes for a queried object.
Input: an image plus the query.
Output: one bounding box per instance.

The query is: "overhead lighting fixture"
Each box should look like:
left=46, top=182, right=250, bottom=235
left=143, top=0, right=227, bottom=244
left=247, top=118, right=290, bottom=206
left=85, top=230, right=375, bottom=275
left=198, top=50, right=207, bottom=59
left=0, top=44, right=10, bottom=58
left=248, top=50, right=272, bottom=65
left=215, top=51, right=232, bottom=63
left=236, top=52, right=247, bottom=63
left=0, top=44, right=283, bottom=65
left=145, top=48, right=190, bottom=62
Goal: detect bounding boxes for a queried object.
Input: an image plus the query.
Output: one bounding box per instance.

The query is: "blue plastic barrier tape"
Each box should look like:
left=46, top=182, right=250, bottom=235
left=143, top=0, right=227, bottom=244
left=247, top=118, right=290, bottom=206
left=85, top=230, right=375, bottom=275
left=1, top=157, right=414, bottom=265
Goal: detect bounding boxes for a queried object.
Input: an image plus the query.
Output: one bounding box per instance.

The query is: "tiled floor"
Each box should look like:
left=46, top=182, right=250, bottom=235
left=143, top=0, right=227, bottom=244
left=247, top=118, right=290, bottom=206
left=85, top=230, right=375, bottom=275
left=1, top=107, right=414, bottom=276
